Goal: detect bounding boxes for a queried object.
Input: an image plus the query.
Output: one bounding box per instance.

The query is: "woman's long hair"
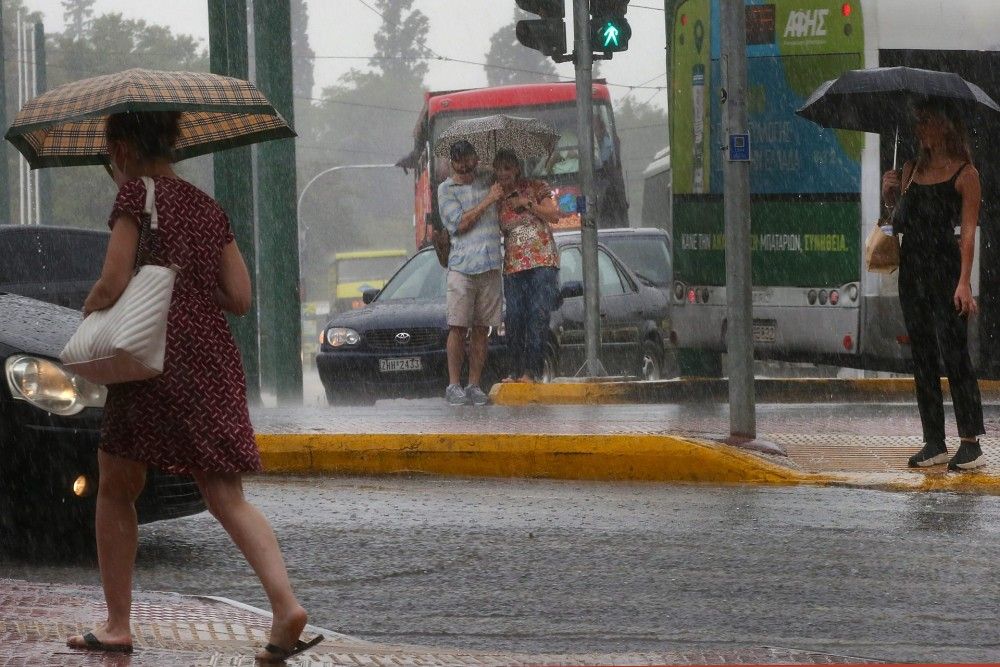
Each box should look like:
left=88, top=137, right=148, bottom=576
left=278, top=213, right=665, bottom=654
left=911, top=98, right=973, bottom=173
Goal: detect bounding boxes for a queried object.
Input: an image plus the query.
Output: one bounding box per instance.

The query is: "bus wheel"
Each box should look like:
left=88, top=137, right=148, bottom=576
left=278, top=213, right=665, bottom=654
left=638, top=340, right=664, bottom=381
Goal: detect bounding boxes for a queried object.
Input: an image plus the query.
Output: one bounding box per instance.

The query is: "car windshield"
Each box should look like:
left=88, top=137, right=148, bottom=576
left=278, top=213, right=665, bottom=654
left=374, top=250, right=446, bottom=302
left=600, top=236, right=671, bottom=286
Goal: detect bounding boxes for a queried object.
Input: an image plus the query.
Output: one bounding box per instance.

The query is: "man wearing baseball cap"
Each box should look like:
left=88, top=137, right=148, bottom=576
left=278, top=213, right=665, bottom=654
left=437, top=140, right=504, bottom=406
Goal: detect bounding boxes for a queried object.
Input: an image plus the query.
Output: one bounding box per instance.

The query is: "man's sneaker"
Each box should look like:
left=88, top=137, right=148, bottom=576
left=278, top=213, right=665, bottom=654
left=948, top=440, right=985, bottom=471
left=907, top=441, right=949, bottom=468
left=445, top=383, right=467, bottom=406
left=465, top=384, right=489, bottom=406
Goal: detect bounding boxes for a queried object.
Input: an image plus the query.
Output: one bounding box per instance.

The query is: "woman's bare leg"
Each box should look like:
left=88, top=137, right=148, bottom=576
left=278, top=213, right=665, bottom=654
left=193, top=471, right=306, bottom=659
left=67, top=450, right=146, bottom=649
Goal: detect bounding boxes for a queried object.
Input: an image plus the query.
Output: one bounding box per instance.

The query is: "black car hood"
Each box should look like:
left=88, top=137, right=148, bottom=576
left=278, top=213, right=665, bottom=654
left=0, top=293, right=81, bottom=358
left=324, top=298, right=446, bottom=331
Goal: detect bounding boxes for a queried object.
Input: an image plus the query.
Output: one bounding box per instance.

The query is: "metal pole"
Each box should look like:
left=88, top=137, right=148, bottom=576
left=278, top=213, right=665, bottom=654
left=34, top=21, right=50, bottom=226
left=721, top=0, right=755, bottom=438
left=253, top=0, right=301, bottom=405
left=208, top=0, right=261, bottom=404
left=296, top=164, right=397, bottom=214
left=16, top=11, right=25, bottom=226
left=27, top=23, right=38, bottom=225
left=574, top=0, right=605, bottom=377
left=0, top=2, right=10, bottom=226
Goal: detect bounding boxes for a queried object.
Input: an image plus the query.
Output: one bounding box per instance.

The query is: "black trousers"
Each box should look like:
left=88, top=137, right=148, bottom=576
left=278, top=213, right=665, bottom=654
left=898, top=251, right=985, bottom=444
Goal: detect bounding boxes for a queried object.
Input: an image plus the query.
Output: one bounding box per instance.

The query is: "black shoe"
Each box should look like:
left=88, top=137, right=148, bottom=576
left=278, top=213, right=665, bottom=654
left=948, top=440, right=984, bottom=471
left=908, top=441, right=949, bottom=468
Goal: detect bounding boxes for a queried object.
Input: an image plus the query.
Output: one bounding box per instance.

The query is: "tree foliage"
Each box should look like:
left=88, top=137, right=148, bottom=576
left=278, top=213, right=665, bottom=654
left=296, top=0, right=430, bottom=303
left=60, top=0, right=94, bottom=41
left=612, top=97, right=668, bottom=226
left=290, top=0, right=314, bottom=102
left=484, top=9, right=559, bottom=87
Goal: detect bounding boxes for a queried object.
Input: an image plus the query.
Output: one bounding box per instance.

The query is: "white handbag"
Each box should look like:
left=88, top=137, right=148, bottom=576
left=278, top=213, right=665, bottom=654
left=60, top=177, right=177, bottom=385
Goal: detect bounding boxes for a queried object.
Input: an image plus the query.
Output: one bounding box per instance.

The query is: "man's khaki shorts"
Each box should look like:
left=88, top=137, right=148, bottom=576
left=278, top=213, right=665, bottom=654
left=447, top=269, right=503, bottom=328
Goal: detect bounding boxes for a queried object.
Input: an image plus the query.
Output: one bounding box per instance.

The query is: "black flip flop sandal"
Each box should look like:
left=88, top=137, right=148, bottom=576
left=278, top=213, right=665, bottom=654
left=258, top=634, right=324, bottom=663
left=68, top=631, right=134, bottom=654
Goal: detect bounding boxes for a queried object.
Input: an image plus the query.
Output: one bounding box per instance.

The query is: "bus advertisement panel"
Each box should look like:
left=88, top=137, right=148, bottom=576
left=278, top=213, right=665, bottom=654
left=670, top=0, right=866, bottom=366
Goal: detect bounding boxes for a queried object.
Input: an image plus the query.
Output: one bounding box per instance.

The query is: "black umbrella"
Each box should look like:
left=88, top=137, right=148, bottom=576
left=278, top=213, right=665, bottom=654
left=795, top=66, right=1000, bottom=167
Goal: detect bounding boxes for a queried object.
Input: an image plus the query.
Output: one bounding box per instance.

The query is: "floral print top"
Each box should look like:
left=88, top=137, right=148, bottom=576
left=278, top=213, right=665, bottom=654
left=497, top=178, right=560, bottom=274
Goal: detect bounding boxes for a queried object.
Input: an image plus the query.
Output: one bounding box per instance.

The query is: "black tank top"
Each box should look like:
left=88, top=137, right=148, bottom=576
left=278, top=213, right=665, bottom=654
left=895, top=163, right=967, bottom=261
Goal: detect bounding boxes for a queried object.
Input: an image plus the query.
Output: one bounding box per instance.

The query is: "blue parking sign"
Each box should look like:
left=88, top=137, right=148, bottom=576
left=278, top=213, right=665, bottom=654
left=728, top=133, right=750, bottom=161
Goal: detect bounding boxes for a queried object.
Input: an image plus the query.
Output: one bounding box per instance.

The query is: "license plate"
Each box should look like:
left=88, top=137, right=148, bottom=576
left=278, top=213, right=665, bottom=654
left=752, top=319, right=777, bottom=343
left=379, top=357, right=422, bottom=372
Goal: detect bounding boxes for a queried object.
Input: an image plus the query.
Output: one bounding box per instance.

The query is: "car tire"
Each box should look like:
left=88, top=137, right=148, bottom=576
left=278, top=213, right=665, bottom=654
left=638, top=339, right=664, bottom=381
left=324, top=384, right=375, bottom=407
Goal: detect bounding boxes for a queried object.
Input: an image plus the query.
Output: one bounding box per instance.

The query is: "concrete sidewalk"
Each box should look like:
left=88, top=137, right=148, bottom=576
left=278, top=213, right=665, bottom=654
left=1, top=578, right=884, bottom=665
left=251, top=379, right=1000, bottom=494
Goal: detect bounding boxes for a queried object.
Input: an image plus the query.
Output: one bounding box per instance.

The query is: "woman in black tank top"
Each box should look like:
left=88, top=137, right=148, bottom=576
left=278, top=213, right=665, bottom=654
left=880, top=98, right=985, bottom=471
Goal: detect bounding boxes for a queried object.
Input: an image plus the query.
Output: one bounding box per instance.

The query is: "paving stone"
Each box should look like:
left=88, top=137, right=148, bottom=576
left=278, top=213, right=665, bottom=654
left=1, top=579, right=884, bottom=666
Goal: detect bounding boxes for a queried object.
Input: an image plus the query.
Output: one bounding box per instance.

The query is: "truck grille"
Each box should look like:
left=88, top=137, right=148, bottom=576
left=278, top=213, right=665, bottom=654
left=365, top=327, right=442, bottom=351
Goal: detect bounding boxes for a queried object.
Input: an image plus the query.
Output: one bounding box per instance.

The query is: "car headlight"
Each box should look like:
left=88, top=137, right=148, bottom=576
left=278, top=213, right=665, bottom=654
left=325, top=327, right=361, bottom=347
left=4, top=355, right=106, bottom=416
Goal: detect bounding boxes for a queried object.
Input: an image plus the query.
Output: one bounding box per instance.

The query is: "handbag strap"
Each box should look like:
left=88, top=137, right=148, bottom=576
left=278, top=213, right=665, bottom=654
left=134, top=176, right=164, bottom=270
left=141, top=175, right=159, bottom=230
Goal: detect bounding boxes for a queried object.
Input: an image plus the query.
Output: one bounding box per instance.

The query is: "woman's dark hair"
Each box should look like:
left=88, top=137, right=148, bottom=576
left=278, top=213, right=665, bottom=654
left=911, top=97, right=972, bottom=166
left=493, top=148, right=521, bottom=171
left=105, top=110, right=182, bottom=162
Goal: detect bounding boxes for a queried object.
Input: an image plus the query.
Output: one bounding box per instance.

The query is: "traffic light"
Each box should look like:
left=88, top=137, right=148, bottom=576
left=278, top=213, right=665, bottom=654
left=590, top=0, right=631, bottom=52
left=515, top=0, right=567, bottom=58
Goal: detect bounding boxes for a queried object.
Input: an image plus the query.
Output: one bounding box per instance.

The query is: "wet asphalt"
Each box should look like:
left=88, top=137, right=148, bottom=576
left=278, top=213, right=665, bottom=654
left=2, top=476, right=998, bottom=663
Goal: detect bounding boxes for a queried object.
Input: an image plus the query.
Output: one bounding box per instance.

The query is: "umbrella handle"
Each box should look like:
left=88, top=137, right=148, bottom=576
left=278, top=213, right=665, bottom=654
left=892, top=125, right=898, bottom=171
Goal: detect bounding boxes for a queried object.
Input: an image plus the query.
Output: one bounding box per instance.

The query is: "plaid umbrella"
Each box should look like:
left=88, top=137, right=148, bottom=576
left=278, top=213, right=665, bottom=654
left=5, top=68, right=295, bottom=169
left=433, top=114, right=559, bottom=165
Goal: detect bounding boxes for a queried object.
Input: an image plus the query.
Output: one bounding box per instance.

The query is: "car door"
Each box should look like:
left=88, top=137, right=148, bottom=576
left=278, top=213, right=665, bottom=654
left=555, top=246, right=586, bottom=375
left=596, top=249, right=644, bottom=374
left=555, top=245, right=643, bottom=376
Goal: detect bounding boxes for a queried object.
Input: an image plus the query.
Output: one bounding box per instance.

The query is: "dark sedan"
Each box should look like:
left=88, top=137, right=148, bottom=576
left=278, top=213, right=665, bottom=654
left=316, top=238, right=671, bottom=405
left=0, top=226, right=204, bottom=545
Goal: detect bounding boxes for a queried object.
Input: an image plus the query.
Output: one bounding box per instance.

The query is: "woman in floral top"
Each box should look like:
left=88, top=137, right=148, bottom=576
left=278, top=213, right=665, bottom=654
left=493, top=149, right=562, bottom=382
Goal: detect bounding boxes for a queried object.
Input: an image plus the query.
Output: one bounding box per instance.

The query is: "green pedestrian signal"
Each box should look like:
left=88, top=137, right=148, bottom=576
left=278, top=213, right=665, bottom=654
left=598, top=21, right=622, bottom=48
left=590, top=0, right=631, bottom=54
left=591, top=16, right=630, bottom=52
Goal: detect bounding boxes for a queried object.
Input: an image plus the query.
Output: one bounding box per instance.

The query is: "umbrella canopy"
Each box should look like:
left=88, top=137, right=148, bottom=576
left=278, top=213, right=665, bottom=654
left=795, top=66, right=1000, bottom=135
left=5, top=68, right=295, bottom=169
left=433, top=114, right=559, bottom=165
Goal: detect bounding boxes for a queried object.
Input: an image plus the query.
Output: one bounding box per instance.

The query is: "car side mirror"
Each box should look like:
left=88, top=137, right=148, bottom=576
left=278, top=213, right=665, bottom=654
left=362, top=288, right=380, bottom=304
left=560, top=280, right=584, bottom=300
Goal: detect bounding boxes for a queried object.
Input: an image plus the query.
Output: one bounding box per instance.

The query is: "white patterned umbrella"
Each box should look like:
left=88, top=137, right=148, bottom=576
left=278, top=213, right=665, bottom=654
left=433, top=114, right=559, bottom=164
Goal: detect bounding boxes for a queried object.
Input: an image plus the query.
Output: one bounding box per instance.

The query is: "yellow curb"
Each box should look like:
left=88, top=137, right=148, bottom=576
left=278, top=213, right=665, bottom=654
left=490, top=377, right=1000, bottom=406
left=256, top=433, right=833, bottom=485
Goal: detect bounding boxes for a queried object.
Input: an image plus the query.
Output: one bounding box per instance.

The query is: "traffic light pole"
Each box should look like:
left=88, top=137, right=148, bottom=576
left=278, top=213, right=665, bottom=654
left=0, top=3, right=9, bottom=226
left=721, top=0, right=755, bottom=438
left=573, top=0, right=606, bottom=377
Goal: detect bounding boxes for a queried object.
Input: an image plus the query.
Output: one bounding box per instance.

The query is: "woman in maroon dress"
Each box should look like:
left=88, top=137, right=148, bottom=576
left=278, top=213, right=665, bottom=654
left=67, top=111, right=320, bottom=663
